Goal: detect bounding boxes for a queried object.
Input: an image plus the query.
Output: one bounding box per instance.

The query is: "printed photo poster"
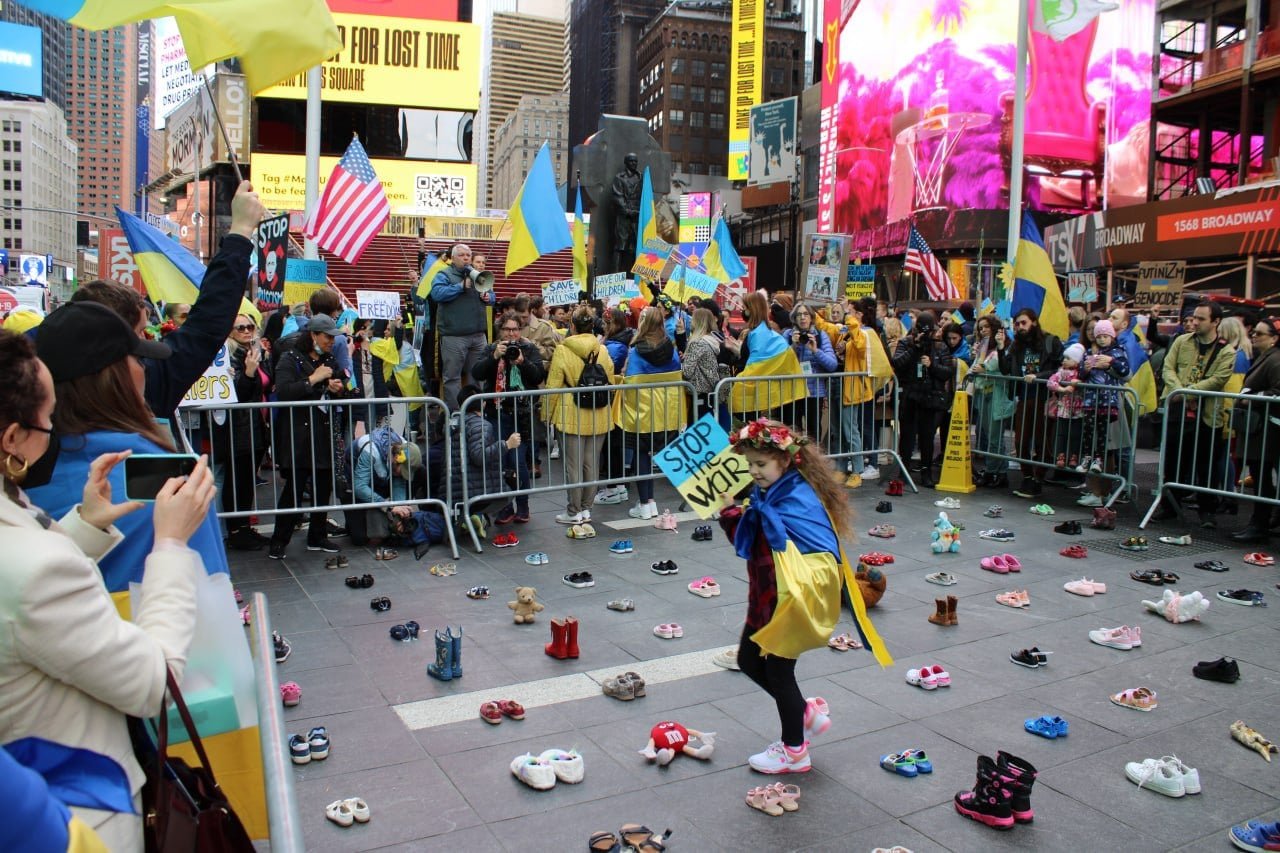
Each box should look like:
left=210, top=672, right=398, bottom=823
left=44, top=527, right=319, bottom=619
left=803, top=233, right=849, bottom=304
left=255, top=213, right=289, bottom=314
left=748, top=97, right=798, bottom=186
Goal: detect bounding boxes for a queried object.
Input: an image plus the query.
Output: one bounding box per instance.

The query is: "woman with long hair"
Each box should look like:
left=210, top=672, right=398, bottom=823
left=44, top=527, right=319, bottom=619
left=215, top=312, right=273, bottom=550
left=682, top=307, right=726, bottom=419
left=621, top=306, right=685, bottom=519
left=786, top=303, right=838, bottom=441
left=1, top=324, right=216, bottom=851
left=729, top=291, right=808, bottom=421
left=968, top=314, right=1014, bottom=487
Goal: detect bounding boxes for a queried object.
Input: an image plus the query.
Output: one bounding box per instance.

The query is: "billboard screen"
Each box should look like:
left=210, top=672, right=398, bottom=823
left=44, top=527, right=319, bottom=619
left=252, top=153, right=477, bottom=215
left=0, top=22, right=43, bottom=99
left=824, top=0, right=1154, bottom=234
left=748, top=97, right=798, bottom=186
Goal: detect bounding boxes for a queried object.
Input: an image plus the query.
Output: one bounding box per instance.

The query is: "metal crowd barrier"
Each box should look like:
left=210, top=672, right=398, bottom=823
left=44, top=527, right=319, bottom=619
left=179, top=394, right=460, bottom=558
left=1140, top=387, right=1280, bottom=528
left=709, top=371, right=916, bottom=491
left=249, top=593, right=302, bottom=852
left=455, top=381, right=697, bottom=552
left=965, top=373, right=1140, bottom=507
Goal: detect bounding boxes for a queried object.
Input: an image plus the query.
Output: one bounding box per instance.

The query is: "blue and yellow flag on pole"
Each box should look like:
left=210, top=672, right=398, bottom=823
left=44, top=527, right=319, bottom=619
left=22, top=0, right=341, bottom=94
left=415, top=252, right=449, bottom=300
left=704, top=215, right=747, bottom=282
left=573, top=185, right=588, bottom=288
left=505, top=141, right=573, bottom=276
left=635, top=166, right=657, bottom=271
left=1010, top=213, right=1069, bottom=341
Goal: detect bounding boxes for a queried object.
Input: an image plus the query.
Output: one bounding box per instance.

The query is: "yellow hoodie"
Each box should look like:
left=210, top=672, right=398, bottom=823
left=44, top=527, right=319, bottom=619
left=543, top=334, right=617, bottom=435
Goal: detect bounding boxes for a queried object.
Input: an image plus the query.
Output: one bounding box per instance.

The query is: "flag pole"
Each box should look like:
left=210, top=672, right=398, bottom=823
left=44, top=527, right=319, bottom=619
left=1006, top=0, right=1031, bottom=265
left=304, top=66, right=323, bottom=260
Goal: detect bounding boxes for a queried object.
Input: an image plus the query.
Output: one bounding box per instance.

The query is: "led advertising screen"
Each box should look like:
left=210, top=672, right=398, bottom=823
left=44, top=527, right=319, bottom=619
left=824, top=0, right=1154, bottom=234
left=0, top=22, right=44, bottom=99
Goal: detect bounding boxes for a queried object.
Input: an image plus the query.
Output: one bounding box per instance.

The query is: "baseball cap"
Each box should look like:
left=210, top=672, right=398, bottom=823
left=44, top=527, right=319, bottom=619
left=37, top=301, right=171, bottom=383
left=309, top=314, right=338, bottom=335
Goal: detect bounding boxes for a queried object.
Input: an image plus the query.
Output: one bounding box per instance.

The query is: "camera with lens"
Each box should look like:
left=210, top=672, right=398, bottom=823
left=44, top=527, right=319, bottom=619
left=501, top=343, right=521, bottom=362
left=794, top=329, right=814, bottom=345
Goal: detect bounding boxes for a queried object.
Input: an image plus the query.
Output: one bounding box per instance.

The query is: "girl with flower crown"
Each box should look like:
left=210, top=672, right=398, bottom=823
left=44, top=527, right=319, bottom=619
left=719, top=419, right=891, bottom=775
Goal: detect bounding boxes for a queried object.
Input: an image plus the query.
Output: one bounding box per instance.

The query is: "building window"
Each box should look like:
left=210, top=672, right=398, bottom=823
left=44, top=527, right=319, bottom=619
left=671, top=84, right=684, bottom=101
left=690, top=111, right=705, bottom=128
left=711, top=61, right=726, bottom=79
left=670, top=109, right=684, bottom=125
left=769, top=68, right=784, bottom=85
left=672, top=58, right=685, bottom=75
left=709, top=112, right=725, bottom=130
left=709, top=164, right=724, bottom=176
left=692, top=60, right=706, bottom=77
left=691, top=86, right=705, bottom=103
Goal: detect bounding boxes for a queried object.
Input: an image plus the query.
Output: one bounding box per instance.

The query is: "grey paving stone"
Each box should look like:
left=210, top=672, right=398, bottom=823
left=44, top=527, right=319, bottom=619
left=284, top=705, right=427, bottom=781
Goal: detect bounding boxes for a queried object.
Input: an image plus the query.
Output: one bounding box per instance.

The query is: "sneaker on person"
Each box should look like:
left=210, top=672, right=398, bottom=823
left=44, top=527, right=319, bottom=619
left=595, top=485, right=629, bottom=505
left=555, top=510, right=587, bottom=525
left=549, top=442, right=561, bottom=460
left=748, top=740, right=812, bottom=774
left=629, top=500, right=659, bottom=520
left=1077, top=493, right=1103, bottom=507
left=861, top=465, right=880, bottom=481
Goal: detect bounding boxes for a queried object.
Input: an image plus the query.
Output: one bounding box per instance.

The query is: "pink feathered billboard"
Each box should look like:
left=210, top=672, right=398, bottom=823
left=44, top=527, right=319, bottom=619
left=823, top=0, right=1154, bottom=234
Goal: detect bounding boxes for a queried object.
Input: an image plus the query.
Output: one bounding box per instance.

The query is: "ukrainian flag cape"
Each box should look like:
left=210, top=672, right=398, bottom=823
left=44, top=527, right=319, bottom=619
left=1119, top=319, right=1158, bottom=415
left=730, top=324, right=807, bottom=414
left=618, top=346, right=686, bottom=433
left=370, top=337, right=425, bottom=411
left=734, top=469, right=891, bottom=665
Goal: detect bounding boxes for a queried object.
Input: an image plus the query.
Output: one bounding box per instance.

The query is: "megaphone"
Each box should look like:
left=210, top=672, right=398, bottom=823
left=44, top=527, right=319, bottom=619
left=467, top=267, right=495, bottom=293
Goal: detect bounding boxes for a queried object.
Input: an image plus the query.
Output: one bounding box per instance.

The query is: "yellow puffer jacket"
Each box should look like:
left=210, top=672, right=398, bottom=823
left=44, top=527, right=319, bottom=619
left=543, top=334, right=617, bottom=435
left=814, top=313, right=882, bottom=405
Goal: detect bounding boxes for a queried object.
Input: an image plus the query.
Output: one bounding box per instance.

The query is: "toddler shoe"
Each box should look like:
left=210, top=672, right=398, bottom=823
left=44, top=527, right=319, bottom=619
left=510, top=753, right=557, bottom=790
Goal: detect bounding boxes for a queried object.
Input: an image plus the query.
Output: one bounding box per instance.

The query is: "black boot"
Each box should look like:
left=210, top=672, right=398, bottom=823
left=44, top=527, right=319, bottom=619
left=954, top=756, right=1014, bottom=830
left=996, top=750, right=1038, bottom=823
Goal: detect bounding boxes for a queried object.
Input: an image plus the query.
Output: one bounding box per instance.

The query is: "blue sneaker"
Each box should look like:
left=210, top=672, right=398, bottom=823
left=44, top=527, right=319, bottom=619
left=903, top=748, right=932, bottom=773
left=307, top=726, right=330, bottom=760
left=289, top=734, right=311, bottom=765
left=609, top=539, right=633, bottom=554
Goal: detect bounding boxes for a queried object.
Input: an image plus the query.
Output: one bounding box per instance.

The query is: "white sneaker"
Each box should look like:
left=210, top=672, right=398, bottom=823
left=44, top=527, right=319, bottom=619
left=1124, top=757, right=1186, bottom=797
left=1157, top=755, right=1201, bottom=794
left=538, top=748, right=584, bottom=784
left=549, top=443, right=561, bottom=460
left=628, top=501, right=658, bottom=520
left=711, top=649, right=740, bottom=670
left=555, top=511, right=585, bottom=525
left=748, top=740, right=811, bottom=774
left=1089, top=457, right=1104, bottom=473
left=1075, top=457, right=1093, bottom=473
left=510, top=753, right=557, bottom=790
left=595, top=486, right=628, bottom=505
left=860, top=465, right=880, bottom=480
left=1077, top=493, right=1103, bottom=507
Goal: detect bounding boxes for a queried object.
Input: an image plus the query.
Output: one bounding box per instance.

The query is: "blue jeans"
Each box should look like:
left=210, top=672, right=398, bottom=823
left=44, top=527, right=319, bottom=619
left=496, top=410, right=530, bottom=513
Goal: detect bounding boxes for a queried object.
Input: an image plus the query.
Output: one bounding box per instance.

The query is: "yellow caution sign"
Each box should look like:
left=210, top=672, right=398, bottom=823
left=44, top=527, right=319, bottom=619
left=936, top=388, right=975, bottom=494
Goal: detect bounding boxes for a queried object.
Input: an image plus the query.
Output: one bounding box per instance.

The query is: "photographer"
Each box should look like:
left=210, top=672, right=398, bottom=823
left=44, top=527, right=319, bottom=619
left=891, top=311, right=954, bottom=487
left=431, top=243, right=493, bottom=410
left=787, top=303, right=838, bottom=440
left=472, top=312, right=543, bottom=524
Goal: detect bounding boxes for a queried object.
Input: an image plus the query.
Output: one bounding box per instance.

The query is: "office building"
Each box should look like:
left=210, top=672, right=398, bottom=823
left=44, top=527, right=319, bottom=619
left=67, top=25, right=138, bottom=223
left=490, top=92, right=569, bottom=208
left=0, top=99, right=78, bottom=275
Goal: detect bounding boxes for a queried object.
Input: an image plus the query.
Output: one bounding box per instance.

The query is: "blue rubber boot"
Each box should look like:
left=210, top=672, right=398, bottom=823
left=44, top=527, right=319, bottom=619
left=450, top=625, right=463, bottom=678
left=427, top=628, right=453, bottom=681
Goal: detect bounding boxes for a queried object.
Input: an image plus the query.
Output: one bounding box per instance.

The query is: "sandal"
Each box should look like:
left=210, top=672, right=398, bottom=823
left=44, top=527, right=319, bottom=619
left=1024, top=715, right=1069, bottom=738
left=375, top=547, right=399, bottom=561
left=1110, top=686, right=1157, bottom=712
left=496, top=699, right=526, bottom=720
left=619, top=825, right=671, bottom=851
left=466, top=586, right=490, bottom=599
left=1245, top=552, right=1275, bottom=566
left=767, top=782, right=801, bottom=810
left=1195, top=560, right=1229, bottom=572
left=589, top=831, right=622, bottom=852
left=325, top=799, right=355, bottom=827
left=602, top=675, right=636, bottom=701
left=566, top=524, right=597, bottom=539
left=868, top=524, right=896, bottom=538
left=479, top=701, right=503, bottom=724
left=429, top=562, right=457, bottom=577
left=1120, top=536, right=1149, bottom=551
left=1130, top=569, right=1167, bottom=586
left=880, top=752, right=918, bottom=777
left=607, top=598, right=635, bottom=611
left=827, top=632, right=862, bottom=651
left=745, top=786, right=785, bottom=816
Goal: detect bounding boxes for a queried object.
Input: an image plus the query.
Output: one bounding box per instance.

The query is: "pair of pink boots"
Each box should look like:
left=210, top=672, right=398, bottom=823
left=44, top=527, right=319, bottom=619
left=980, top=554, right=1022, bottom=574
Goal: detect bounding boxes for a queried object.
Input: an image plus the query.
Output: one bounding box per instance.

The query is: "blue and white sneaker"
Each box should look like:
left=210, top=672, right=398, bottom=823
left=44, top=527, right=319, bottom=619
left=307, top=726, right=330, bottom=761
left=609, top=539, right=633, bottom=554
left=289, top=734, right=311, bottom=765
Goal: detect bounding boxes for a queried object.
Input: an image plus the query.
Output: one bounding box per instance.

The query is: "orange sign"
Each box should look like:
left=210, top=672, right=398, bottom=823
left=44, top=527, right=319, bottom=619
left=1157, top=200, right=1280, bottom=242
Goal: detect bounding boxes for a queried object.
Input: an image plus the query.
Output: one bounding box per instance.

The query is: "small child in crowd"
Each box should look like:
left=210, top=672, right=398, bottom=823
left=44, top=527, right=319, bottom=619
left=1048, top=343, right=1086, bottom=470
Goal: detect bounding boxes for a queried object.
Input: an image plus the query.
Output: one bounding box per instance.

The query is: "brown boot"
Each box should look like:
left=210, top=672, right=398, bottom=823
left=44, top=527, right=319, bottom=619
left=928, top=598, right=949, bottom=626
left=946, top=595, right=959, bottom=625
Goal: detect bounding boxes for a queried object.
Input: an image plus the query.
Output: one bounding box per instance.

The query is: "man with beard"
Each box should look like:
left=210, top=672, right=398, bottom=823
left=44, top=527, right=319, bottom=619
left=1151, top=301, right=1236, bottom=527
left=1000, top=308, right=1064, bottom=498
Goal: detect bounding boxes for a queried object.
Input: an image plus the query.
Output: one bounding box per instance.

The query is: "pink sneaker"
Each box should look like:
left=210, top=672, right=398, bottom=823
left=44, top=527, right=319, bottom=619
left=1121, top=625, right=1142, bottom=647
left=281, top=681, right=301, bottom=707
left=654, top=510, right=678, bottom=531
left=804, top=697, right=831, bottom=737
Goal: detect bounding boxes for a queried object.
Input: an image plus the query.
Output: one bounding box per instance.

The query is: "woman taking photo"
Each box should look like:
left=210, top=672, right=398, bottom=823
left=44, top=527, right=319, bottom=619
left=786, top=303, right=838, bottom=441
left=968, top=315, right=1013, bottom=488
left=215, top=312, right=272, bottom=551
left=0, top=327, right=215, bottom=851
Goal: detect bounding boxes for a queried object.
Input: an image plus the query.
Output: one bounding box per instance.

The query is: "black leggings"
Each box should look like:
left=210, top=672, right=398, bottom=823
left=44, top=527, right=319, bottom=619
left=271, top=466, right=336, bottom=546
left=737, top=628, right=806, bottom=747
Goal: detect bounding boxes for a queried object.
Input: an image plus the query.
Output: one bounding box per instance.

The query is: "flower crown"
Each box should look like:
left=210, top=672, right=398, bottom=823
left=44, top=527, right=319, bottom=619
left=730, top=419, right=808, bottom=463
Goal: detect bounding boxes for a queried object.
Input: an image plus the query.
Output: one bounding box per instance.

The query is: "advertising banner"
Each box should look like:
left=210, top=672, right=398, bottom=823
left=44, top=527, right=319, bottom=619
left=728, top=0, right=764, bottom=181
left=20, top=255, right=48, bottom=286
left=255, top=214, right=289, bottom=314
left=154, top=17, right=206, bottom=128
left=251, top=153, right=476, bottom=215
left=747, top=98, right=798, bottom=187
left=803, top=234, right=849, bottom=304
left=100, top=229, right=143, bottom=294
left=816, top=0, right=841, bottom=232
left=257, top=14, right=480, bottom=111
left=0, top=22, right=43, bottom=99
left=1134, top=261, right=1185, bottom=314
left=165, top=74, right=250, bottom=173
left=134, top=20, right=152, bottom=216
left=655, top=414, right=754, bottom=518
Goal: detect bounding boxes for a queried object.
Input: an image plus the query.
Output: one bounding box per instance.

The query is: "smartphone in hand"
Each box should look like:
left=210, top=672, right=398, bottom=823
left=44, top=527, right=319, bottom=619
left=123, top=454, right=198, bottom=502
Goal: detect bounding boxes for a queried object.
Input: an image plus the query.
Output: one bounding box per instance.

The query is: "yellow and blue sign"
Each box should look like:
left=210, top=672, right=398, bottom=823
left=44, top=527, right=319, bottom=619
left=655, top=414, right=755, bottom=518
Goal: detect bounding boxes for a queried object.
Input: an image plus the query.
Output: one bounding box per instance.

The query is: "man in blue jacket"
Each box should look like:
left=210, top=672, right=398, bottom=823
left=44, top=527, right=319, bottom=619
left=433, top=243, right=493, bottom=409
left=69, top=181, right=266, bottom=419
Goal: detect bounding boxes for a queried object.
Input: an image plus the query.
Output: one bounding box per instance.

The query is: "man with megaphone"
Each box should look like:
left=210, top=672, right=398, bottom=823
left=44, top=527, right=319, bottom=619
left=432, top=243, right=494, bottom=409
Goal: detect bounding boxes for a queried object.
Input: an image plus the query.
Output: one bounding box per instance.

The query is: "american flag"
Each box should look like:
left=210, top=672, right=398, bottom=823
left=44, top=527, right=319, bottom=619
left=303, top=137, right=390, bottom=265
left=904, top=225, right=960, bottom=301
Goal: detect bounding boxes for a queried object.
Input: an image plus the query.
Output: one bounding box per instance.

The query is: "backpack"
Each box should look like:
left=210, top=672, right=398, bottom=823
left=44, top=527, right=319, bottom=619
left=574, top=348, right=613, bottom=409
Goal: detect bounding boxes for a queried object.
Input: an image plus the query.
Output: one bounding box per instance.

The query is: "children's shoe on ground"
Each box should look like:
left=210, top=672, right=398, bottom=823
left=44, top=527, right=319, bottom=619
left=510, top=753, right=557, bottom=790
left=609, top=539, right=634, bottom=554
left=1124, top=757, right=1186, bottom=797
left=1229, top=819, right=1280, bottom=852
left=979, top=529, right=1015, bottom=542
left=273, top=631, right=291, bottom=663
left=749, top=741, right=811, bottom=774
left=1010, top=647, right=1051, bottom=668
left=1089, top=626, right=1138, bottom=650
left=1024, top=715, right=1068, bottom=738
left=712, top=648, right=740, bottom=670
left=1193, top=656, right=1240, bottom=683
left=925, top=571, right=957, bottom=586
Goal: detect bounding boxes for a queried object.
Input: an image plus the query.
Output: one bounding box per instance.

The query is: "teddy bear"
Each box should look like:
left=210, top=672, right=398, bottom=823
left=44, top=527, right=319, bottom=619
left=638, top=721, right=716, bottom=766
left=930, top=512, right=961, bottom=554
left=1141, top=589, right=1209, bottom=623
left=508, top=586, right=545, bottom=623
left=854, top=563, right=887, bottom=608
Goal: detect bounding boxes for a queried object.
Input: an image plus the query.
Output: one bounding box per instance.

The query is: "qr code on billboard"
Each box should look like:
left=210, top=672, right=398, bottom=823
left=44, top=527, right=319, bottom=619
left=415, top=175, right=467, bottom=212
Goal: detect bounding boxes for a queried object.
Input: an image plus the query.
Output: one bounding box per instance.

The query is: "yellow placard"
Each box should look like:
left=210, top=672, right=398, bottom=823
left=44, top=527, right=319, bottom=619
left=283, top=282, right=326, bottom=306
left=728, top=0, right=764, bottom=181
left=257, top=14, right=481, bottom=111
left=251, top=153, right=478, bottom=215
left=675, top=447, right=754, bottom=518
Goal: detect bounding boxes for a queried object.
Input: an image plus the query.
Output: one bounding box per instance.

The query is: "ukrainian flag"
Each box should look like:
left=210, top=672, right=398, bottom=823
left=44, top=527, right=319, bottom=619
left=617, top=348, right=686, bottom=433
left=729, top=324, right=807, bottom=415
left=505, top=142, right=573, bottom=276
left=415, top=252, right=449, bottom=300
left=705, top=215, right=747, bottom=282
left=1118, top=325, right=1158, bottom=414
left=573, top=185, right=588, bottom=288
left=371, top=337, right=425, bottom=411
left=635, top=166, right=658, bottom=269
left=23, top=0, right=340, bottom=94
left=116, top=207, right=260, bottom=324
left=1010, top=213, right=1069, bottom=341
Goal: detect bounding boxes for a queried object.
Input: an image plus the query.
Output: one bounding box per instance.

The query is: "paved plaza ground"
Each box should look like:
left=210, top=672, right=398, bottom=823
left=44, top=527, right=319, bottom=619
left=239, top=451, right=1280, bottom=852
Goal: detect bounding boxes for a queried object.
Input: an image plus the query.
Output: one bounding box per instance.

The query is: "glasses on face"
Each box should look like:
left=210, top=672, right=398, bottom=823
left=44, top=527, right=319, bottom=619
left=234, top=323, right=256, bottom=332
left=23, top=422, right=54, bottom=435
left=1250, top=328, right=1275, bottom=337
left=501, top=326, right=521, bottom=333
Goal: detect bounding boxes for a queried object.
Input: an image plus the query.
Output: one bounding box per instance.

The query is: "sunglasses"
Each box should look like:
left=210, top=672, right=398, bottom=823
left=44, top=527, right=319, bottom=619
left=233, top=323, right=257, bottom=332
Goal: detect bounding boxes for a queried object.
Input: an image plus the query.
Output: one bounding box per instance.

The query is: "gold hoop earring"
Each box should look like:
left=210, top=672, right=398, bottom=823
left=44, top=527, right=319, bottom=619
left=3, top=454, right=30, bottom=480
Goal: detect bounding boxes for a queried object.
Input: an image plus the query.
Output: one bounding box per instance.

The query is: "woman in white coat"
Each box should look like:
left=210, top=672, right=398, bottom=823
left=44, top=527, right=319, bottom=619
left=0, top=329, right=215, bottom=852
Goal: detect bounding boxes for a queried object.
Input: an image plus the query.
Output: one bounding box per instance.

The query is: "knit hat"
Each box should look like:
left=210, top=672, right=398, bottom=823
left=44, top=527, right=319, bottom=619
left=1093, top=320, right=1116, bottom=339
left=1063, top=343, right=1086, bottom=364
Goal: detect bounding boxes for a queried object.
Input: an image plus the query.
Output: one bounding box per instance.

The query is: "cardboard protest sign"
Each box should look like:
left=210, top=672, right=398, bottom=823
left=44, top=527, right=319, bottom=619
left=180, top=345, right=238, bottom=408
left=1067, top=271, right=1098, bottom=303
left=254, top=213, right=289, bottom=314
left=672, top=265, right=719, bottom=296
left=803, top=233, right=849, bottom=304
left=631, top=236, right=673, bottom=282
left=594, top=272, right=641, bottom=301
left=1135, top=261, right=1185, bottom=314
left=356, top=289, right=400, bottom=320
left=282, top=258, right=328, bottom=307
left=655, top=414, right=755, bottom=518
left=542, top=278, right=580, bottom=306
left=846, top=263, right=875, bottom=301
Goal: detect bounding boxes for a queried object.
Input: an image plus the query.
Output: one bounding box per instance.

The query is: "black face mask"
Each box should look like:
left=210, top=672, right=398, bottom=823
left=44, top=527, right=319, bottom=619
left=20, top=431, right=60, bottom=490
